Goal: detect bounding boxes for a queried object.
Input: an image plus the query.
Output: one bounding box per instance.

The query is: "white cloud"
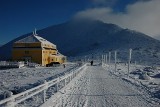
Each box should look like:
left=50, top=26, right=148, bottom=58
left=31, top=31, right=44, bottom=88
left=75, top=0, right=160, bottom=37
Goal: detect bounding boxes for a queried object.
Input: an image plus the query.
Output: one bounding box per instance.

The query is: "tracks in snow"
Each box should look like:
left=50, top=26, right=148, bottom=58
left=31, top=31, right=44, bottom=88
left=48, top=65, right=158, bottom=107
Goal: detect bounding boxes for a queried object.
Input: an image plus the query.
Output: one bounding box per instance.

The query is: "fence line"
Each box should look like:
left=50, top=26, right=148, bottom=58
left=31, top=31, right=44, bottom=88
left=0, top=61, right=24, bottom=68
left=0, top=63, right=87, bottom=107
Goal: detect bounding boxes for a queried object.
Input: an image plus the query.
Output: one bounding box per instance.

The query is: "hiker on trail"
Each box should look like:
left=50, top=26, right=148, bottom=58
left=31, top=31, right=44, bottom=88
left=63, top=64, right=66, bottom=68
left=91, top=60, right=93, bottom=66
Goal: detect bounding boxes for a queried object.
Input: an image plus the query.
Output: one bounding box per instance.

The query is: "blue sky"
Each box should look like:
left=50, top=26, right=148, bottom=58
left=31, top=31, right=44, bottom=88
left=0, top=0, right=159, bottom=45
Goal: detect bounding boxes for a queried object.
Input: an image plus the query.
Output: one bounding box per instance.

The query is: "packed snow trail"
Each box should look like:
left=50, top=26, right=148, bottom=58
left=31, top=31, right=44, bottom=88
left=47, top=65, right=158, bottom=107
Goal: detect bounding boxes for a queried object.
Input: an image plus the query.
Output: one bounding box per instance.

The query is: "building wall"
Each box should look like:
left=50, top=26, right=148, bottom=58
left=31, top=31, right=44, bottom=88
left=12, top=41, right=66, bottom=66
left=42, top=49, right=57, bottom=66
left=12, top=49, right=42, bottom=64
left=13, top=42, right=41, bottom=48
left=42, top=43, right=56, bottom=49
left=13, top=42, right=42, bottom=64
left=49, top=55, right=67, bottom=64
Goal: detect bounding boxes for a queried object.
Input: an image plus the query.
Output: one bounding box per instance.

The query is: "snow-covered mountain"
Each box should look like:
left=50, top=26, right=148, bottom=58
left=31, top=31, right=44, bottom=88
left=1, top=19, right=160, bottom=64
left=154, top=35, right=160, bottom=41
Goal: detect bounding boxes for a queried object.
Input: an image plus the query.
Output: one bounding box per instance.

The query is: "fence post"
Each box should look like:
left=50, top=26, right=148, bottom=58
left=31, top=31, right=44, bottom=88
left=6, top=91, right=14, bottom=107
left=101, top=55, right=103, bottom=64
left=103, top=54, right=105, bottom=65
left=128, top=49, right=132, bottom=78
left=74, top=72, right=76, bottom=78
left=85, top=56, right=87, bottom=63
left=68, top=76, right=70, bottom=83
left=109, top=52, right=111, bottom=65
left=134, top=61, right=136, bottom=67
left=72, top=71, right=74, bottom=79
left=115, top=51, right=117, bottom=72
left=104, top=55, right=105, bottom=64
left=102, top=55, right=105, bottom=66
left=70, top=74, right=72, bottom=80
left=106, top=54, right=108, bottom=64
left=43, top=80, right=48, bottom=103
left=56, top=78, right=59, bottom=92
left=64, top=78, right=66, bottom=86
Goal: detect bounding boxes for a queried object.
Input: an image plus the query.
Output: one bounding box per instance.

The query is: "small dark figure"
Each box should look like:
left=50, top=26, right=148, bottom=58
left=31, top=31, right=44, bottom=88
left=90, top=60, right=93, bottom=66
left=63, top=64, right=66, bottom=68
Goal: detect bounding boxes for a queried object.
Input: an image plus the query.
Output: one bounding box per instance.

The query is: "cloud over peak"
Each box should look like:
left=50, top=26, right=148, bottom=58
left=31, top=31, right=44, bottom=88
left=75, top=0, right=160, bottom=37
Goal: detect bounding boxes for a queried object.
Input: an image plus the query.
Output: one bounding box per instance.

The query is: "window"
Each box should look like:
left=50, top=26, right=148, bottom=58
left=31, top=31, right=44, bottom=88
left=25, top=43, right=29, bottom=47
left=25, top=51, right=29, bottom=54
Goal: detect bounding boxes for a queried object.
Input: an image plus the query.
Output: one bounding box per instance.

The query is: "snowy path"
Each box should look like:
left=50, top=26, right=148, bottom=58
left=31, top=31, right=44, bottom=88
left=47, top=65, right=158, bottom=107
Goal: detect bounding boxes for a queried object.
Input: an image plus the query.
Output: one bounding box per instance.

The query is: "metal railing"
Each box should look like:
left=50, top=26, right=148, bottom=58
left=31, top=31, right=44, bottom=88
left=0, top=63, right=87, bottom=107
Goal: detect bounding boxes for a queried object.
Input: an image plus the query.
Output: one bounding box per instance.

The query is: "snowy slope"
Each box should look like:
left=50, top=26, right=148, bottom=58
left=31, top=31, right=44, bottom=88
left=1, top=19, right=160, bottom=63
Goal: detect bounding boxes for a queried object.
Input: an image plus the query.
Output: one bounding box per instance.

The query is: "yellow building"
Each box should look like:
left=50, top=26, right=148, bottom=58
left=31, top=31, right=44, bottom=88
left=12, top=30, right=66, bottom=66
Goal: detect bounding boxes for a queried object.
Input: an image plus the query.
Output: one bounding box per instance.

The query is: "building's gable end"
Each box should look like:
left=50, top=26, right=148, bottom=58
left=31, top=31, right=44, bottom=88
left=15, top=35, right=40, bottom=43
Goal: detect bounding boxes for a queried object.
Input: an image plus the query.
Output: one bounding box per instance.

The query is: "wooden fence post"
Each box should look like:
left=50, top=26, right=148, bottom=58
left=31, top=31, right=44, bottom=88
left=43, top=80, right=48, bottom=103
left=56, top=78, right=59, bottom=92
left=6, top=91, right=14, bottom=107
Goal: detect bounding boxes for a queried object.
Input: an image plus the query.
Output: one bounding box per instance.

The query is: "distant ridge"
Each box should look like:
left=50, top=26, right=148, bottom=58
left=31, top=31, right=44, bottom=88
left=0, top=18, right=160, bottom=64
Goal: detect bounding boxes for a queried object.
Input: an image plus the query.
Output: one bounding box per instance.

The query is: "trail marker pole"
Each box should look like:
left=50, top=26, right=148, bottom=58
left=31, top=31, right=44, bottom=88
left=135, top=61, right=136, bottom=67
left=109, top=52, right=111, bottom=65
left=115, top=51, right=117, bottom=72
left=104, top=54, right=106, bottom=64
left=128, top=49, right=132, bottom=77
left=106, top=54, right=108, bottom=64
left=101, top=55, right=103, bottom=64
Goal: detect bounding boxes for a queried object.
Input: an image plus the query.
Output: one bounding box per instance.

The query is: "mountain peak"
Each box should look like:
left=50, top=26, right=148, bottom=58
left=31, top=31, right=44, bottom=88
left=69, top=18, right=121, bottom=28
left=1, top=19, right=160, bottom=62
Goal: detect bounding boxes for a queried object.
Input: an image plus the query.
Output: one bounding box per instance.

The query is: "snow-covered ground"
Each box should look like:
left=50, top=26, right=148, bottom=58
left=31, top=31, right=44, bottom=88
left=0, top=62, right=160, bottom=107
left=41, top=63, right=160, bottom=107
left=104, top=63, right=160, bottom=104
left=0, top=63, right=78, bottom=100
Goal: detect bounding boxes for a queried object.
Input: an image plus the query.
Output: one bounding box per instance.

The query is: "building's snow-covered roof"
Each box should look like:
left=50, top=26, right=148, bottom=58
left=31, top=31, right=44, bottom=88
left=15, top=34, right=56, bottom=47
left=34, top=35, right=56, bottom=47
left=15, top=35, right=39, bottom=43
